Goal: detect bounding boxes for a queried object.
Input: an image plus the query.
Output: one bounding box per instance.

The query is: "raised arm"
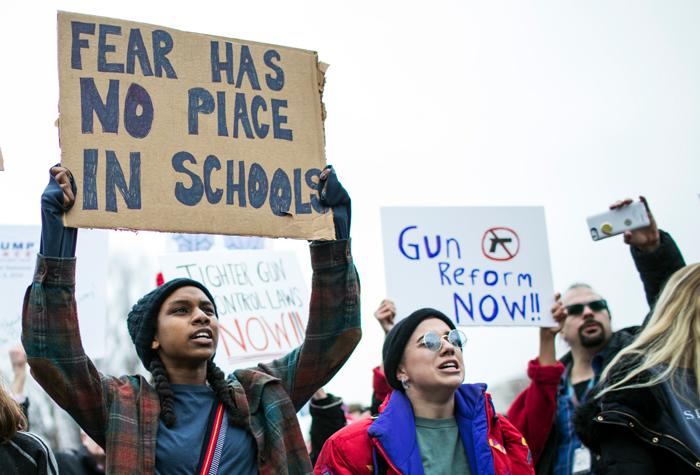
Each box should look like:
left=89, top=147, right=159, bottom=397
left=22, top=166, right=108, bottom=447
left=369, top=299, right=395, bottom=414
left=257, top=166, right=361, bottom=410
left=507, top=295, right=565, bottom=464
left=611, top=197, right=685, bottom=311
left=9, top=345, right=29, bottom=421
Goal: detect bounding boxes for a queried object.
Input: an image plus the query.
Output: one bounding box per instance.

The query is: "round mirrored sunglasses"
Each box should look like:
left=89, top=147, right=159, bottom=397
left=420, top=329, right=467, bottom=352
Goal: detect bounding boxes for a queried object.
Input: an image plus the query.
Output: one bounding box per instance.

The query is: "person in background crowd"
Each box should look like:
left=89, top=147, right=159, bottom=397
left=574, top=263, right=700, bottom=474
left=7, top=343, right=83, bottom=452
left=309, top=388, right=347, bottom=466
left=8, top=345, right=29, bottom=419
left=316, top=308, right=534, bottom=475
left=371, top=299, right=396, bottom=415
left=507, top=197, right=686, bottom=475
left=346, top=402, right=370, bottom=421
left=0, top=381, right=58, bottom=474
left=7, top=343, right=81, bottom=452
left=23, top=164, right=360, bottom=474
left=55, top=430, right=106, bottom=475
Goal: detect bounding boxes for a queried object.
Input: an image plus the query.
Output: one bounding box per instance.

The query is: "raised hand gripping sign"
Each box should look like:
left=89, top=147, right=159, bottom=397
left=381, top=207, right=556, bottom=327
left=58, top=11, right=334, bottom=240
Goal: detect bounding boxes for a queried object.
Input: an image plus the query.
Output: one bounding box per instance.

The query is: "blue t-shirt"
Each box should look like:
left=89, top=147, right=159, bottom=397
left=155, top=384, right=257, bottom=475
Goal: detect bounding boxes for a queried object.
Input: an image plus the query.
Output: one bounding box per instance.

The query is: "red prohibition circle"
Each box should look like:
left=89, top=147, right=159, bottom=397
left=481, top=227, right=520, bottom=261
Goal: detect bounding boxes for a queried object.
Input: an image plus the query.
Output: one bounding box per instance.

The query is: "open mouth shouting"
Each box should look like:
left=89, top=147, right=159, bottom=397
left=581, top=321, right=603, bottom=336
left=437, top=358, right=461, bottom=374
left=190, top=328, right=214, bottom=345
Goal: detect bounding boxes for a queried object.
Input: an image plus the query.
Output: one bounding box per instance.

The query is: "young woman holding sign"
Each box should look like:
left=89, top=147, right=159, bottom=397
left=23, top=165, right=359, bottom=474
left=315, top=308, right=535, bottom=475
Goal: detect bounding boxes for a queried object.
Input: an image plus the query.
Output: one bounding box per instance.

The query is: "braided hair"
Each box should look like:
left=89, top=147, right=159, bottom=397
left=149, top=356, right=247, bottom=429
left=206, top=360, right=247, bottom=427
left=149, top=357, right=176, bottom=427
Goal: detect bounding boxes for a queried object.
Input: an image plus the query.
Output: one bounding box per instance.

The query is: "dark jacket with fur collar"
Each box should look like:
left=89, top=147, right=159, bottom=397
left=574, top=366, right=700, bottom=474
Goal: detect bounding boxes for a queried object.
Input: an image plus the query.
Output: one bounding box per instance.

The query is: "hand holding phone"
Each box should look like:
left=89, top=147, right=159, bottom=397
left=587, top=197, right=660, bottom=252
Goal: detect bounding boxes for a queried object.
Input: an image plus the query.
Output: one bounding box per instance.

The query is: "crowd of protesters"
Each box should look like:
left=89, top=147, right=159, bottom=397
left=0, top=163, right=698, bottom=475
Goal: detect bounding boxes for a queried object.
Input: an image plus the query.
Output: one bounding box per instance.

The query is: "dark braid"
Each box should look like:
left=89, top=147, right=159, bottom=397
left=150, top=357, right=177, bottom=428
left=206, top=360, right=248, bottom=428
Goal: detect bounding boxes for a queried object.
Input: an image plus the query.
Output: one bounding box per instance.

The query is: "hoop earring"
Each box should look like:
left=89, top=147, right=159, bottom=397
left=399, top=377, right=410, bottom=390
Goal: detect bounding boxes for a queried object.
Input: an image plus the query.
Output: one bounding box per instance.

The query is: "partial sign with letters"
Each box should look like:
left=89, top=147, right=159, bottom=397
left=160, top=249, right=309, bottom=372
left=0, top=225, right=108, bottom=360
left=58, top=11, right=334, bottom=239
left=381, top=207, right=555, bottom=326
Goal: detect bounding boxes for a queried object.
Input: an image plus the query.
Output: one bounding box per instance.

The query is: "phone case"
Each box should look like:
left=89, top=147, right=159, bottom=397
left=586, top=202, right=650, bottom=241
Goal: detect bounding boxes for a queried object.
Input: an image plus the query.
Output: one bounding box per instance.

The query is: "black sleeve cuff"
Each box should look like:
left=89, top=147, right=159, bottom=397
left=631, top=230, right=685, bottom=274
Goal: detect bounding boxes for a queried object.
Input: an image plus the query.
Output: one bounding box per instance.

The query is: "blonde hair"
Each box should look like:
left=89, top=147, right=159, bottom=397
left=597, top=263, right=700, bottom=399
left=0, top=384, right=27, bottom=442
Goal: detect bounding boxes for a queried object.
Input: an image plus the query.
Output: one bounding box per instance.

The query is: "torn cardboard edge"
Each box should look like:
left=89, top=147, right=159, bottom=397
left=0, top=146, right=4, bottom=171
left=59, top=220, right=337, bottom=241
left=318, top=62, right=329, bottom=123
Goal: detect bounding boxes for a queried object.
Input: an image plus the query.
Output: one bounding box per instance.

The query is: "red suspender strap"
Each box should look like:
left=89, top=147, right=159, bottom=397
left=199, top=402, right=225, bottom=475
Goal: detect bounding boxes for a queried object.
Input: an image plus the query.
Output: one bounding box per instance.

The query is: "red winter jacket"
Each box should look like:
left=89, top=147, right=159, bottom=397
left=373, top=366, right=391, bottom=406
left=315, top=384, right=534, bottom=475
left=506, top=358, right=565, bottom=464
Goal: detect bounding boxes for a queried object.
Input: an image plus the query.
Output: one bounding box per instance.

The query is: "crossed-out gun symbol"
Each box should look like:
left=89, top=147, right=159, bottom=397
left=489, top=236, right=512, bottom=253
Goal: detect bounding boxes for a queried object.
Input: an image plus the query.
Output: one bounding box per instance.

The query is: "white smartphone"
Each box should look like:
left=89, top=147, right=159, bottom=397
left=586, top=201, right=650, bottom=241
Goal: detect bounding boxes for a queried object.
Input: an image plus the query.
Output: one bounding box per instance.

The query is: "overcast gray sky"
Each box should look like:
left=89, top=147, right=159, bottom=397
left=1, top=0, right=699, bottom=406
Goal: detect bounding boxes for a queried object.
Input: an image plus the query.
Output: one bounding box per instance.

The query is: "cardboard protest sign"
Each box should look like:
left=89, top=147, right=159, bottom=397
left=58, top=11, right=334, bottom=240
left=160, top=249, right=309, bottom=371
left=0, top=225, right=108, bottom=361
left=381, top=207, right=555, bottom=326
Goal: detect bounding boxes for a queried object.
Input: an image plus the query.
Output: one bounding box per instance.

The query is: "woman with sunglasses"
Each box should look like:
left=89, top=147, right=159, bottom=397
left=315, top=308, right=534, bottom=475
left=574, top=263, right=700, bottom=474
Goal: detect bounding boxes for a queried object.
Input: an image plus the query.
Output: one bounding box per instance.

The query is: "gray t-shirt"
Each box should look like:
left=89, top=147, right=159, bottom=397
left=415, top=416, right=471, bottom=475
left=659, top=368, right=700, bottom=457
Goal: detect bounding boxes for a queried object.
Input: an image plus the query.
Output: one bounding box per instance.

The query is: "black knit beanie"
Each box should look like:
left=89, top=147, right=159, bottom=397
left=382, top=308, right=456, bottom=392
left=127, top=278, right=218, bottom=370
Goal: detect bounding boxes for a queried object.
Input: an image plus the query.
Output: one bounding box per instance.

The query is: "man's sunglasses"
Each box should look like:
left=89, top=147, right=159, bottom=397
left=419, top=329, right=467, bottom=352
left=565, top=299, right=608, bottom=316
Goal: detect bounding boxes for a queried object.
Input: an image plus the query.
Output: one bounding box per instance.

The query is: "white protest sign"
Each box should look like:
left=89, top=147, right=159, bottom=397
left=381, top=207, right=555, bottom=326
left=0, top=225, right=108, bottom=360
left=168, top=234, right=266, bottom=253
left=159, top=249, right=309, bottom=372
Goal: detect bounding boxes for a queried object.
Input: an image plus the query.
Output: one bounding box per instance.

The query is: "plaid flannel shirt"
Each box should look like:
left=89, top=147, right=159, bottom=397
left=22, top=239, right=361, bottom=475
